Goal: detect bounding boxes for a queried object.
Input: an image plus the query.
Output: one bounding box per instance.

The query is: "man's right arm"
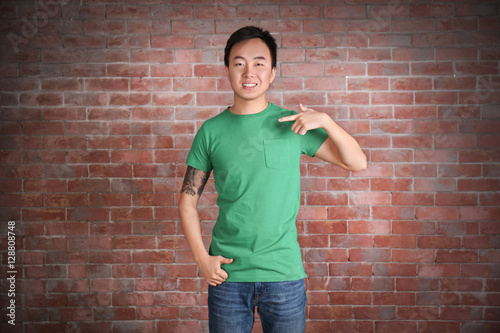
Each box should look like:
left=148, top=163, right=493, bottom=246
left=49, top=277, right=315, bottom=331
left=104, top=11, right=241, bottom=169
left=178, top=165, right=233, bottom=286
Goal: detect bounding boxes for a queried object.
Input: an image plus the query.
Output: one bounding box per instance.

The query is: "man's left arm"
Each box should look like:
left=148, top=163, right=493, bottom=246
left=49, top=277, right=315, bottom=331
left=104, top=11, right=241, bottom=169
left=279, top=104, right=367, bottom=172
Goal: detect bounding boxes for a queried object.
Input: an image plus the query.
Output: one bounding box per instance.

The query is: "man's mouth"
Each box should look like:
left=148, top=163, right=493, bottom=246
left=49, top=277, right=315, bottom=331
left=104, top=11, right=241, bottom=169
left=242, top=83, right=257, bottom=87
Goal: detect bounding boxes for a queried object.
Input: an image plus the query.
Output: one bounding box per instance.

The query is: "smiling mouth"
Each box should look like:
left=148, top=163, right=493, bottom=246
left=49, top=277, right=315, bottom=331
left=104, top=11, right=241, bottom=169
left=242, top=83, right=257, bottom=87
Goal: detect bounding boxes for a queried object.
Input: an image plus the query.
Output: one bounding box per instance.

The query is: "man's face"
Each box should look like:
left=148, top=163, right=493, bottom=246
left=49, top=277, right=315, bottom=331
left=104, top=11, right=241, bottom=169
left=225, top=38, right=276, bottom=104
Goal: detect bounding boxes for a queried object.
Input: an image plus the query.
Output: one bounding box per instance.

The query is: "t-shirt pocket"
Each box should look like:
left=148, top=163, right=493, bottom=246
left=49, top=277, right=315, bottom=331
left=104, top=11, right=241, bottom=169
left=263, top=139, right=289, bottom=169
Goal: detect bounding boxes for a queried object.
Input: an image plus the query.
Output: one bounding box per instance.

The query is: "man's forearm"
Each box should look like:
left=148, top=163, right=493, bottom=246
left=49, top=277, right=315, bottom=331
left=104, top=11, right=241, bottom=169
left=179, top=203, right=209, bottom=264
left=323, top=115, right=367, bottom=171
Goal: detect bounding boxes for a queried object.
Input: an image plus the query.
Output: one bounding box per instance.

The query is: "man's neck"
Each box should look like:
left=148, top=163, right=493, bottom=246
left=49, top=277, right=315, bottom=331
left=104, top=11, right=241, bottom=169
left=230, top=97, right=269, bottom=115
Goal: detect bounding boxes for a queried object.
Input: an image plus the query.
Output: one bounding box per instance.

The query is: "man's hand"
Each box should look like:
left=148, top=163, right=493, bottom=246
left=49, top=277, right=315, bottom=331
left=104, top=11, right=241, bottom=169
left=198, top=254, right=233, bottom=286
left=278, top=103, right=329, bottom=135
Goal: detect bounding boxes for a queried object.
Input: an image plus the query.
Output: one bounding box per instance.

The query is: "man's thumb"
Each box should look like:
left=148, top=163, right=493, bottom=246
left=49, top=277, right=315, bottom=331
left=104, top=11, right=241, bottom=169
left=220, top=257, right=233, bottom=265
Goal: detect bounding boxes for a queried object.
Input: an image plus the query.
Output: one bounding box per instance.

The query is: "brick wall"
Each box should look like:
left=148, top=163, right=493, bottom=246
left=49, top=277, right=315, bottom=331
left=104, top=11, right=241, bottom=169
left=1, top=0, right=499, bottom=332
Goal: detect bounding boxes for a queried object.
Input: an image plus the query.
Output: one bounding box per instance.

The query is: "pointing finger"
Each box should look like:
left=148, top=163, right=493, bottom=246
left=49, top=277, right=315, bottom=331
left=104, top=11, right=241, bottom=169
left=278, top=114, right=299, bottom=122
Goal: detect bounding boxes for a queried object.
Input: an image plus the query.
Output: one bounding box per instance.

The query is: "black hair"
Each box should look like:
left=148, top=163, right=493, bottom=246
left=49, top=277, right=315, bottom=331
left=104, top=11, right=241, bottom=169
left=224, top=26, right=277, bottom=69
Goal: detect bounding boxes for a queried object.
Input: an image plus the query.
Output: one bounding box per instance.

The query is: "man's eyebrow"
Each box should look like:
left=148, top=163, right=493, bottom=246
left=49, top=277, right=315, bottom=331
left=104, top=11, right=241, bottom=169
left=232, top=56, right=268, bottom=61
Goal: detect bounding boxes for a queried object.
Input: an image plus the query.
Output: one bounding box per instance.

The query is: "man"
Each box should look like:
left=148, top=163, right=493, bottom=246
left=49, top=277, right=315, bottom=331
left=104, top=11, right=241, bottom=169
left=178, top=26, right=366, bottom=333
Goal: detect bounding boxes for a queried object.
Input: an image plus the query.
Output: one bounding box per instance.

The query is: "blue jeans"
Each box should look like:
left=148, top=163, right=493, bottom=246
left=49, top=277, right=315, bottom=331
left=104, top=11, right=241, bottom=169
left=208, top=279, right=306, bottom=333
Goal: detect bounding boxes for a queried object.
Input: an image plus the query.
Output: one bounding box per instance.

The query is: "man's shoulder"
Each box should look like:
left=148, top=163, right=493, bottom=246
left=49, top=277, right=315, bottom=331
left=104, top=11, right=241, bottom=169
left=270, top=103, right=296, bottom=116
left=199, top=108, right=229, bottom=129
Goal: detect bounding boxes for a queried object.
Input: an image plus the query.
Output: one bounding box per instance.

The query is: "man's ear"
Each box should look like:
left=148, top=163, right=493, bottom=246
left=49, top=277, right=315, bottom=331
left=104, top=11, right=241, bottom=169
left=225, top=66, right=229, bottom=78
left=270, top=66, right=276, bottom=84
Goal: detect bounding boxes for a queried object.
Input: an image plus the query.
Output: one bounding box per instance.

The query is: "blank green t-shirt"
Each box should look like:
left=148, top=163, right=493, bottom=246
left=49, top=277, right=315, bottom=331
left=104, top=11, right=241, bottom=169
left=186, top=103, right=328, bottom=282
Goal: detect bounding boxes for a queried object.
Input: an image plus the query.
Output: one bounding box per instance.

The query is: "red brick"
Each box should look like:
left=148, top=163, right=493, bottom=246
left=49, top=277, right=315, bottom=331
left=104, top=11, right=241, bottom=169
left=88, top=136, right=130, bottom=149
left=324, top=5, right=366, bottom=19
left=434, top=134, right=477, bottom=149
left=456, top=62, right=499, bottom=76
left=411, top=4, right=454, bottom=18
left=330, top=321, right=373, bottom=333
left=372, top=206, right=415, bottom=221
left=415, top=178, right=455, bottom=193
left=24, top=179, right=66, bottom=193
left=110, top=150, right=153, bottom=163
left=281, top=63, right=324, bottom=77
left=393, top=18, right=434, bottom=32
left=305, top=249, right=347, bottom=262
left=456, top=3, right=499, bottom=17
left=328, top=206, right=370, bottom=220
left=307, top=192, right=347, bottom=206
left=325, top=62, right=366, bottom=76
left=436, top=250, right=478, bottom=263
left=436, top=48, right=478, bottom=61
left=151, top=5, right=192, bottom=19
left=0, top=78, right=39, bottom=91
left=393, top=249, right=435, bottom=263
left=371, top=178, right=412, bottom=192
left=85, top=49, right=129, bottom=63
left=137, top=307, right=179, bottom=320
left=156, top=264, right=197, bottom=278
left=329, top=263, right=371, bottom=277
left=435, top=193, right=477, bottom=206
left=304, top=77, right=345, bottom=91
left=151, top=35, right=194, bottom=48
left=20, top=93, right=63, bottom=106
left=350, top=249, right=391, bottom=262
left=395, top=163, right=436, bottom=177
left=309, top=305, right=352, bottom=320
left=392, top=193, right=434, bottom=206
left=418, top=264, right=460, bottom=277
left=330, top=235, right=372, bottom=249
left=306, top=49, right=347, bottom=63
left=369, top=63, right=410, bottom=76
left=415, top=149, right=457, bottom=163
left=437, top=221, right=478, bottom=236
left=107, top=64, right=149, bottom=77
left=111, top=208, right=153, bottom=221
left=282, top=34, right=324, bottom=48
left=413, top=33, right=455, bottom=46
left=349, top=192, right=390, bottom=205
left=411, top=62, right=453, bottom=76
left=352, top=277, right=394, bottom=291
left=86, top=78, right=128, bottom=91
left=64, top=35, right=106, bottom=48
left=374, top=235, right=416, bottom=249
left=463, top=236, right=500, bottom=249
left=133, top=164, right=176, bottom=178
left=371, top=92, right=413, bottom=105
left=391, top=77, right=432, bottom=90
left=348, top=77, right=388, bottom=91
left=371, top=121, right=413, bottom=134
left=394, top=106, right=436, bottom=119
left=413, top=120, right=458, bottom=134
left=348, top=19, right=391, bottom=33
left=354, top=306, right=396, bottom=320
left=106, top=5, right=150, bottom=19
left=65, top=92, right=107, bottom=106
left=329, top=292, right=371, bottom=305
left=285, top=92, right=327, bottom=106
left=83, top=20, right=126, bottom=34
left=418, top=236, right=461, bottom=249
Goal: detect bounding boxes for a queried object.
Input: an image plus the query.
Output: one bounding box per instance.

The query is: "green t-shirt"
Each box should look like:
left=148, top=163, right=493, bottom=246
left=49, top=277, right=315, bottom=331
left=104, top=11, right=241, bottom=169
left=186, top=103, right=328, bottom=282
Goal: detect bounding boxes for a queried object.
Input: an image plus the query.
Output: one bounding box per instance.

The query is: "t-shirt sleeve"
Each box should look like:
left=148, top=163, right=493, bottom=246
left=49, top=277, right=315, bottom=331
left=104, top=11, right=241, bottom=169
left=301, top=127, right=329, bottom=157
left=186, top=123, right=213, bottom=172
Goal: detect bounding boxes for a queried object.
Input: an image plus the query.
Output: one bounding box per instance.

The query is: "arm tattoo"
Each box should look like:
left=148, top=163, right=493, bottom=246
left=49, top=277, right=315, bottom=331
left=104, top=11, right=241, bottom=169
left=181, top=166, right=210, bottom=197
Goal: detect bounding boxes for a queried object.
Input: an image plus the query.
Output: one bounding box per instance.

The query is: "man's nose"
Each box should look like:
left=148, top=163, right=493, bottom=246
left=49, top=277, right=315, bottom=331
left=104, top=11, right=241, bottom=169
left=243, top=66, right=254, bottom=77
